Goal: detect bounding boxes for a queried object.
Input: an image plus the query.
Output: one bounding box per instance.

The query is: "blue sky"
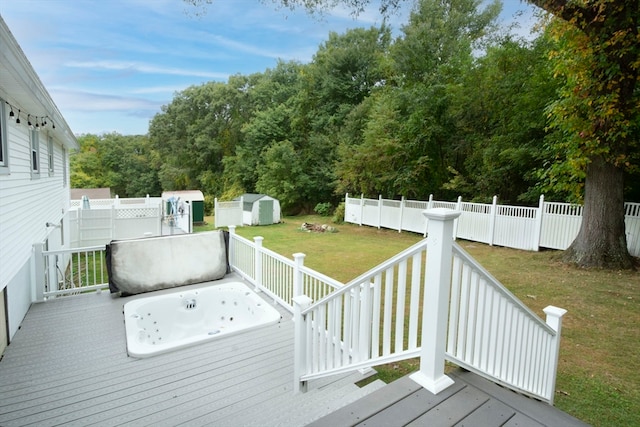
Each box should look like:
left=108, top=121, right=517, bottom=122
left=1, top=0, right=539, bottom=136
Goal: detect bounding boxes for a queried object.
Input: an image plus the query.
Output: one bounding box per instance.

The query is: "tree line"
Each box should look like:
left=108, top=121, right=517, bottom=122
left=71, top=0, right=639, bottom=267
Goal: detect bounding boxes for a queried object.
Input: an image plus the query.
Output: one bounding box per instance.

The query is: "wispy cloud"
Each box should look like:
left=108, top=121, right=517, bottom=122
left=64, top=60, right=228, bottom=80
left=1, top=0, right=537, bottom=135
left=50, top=88, right=161, bottom=113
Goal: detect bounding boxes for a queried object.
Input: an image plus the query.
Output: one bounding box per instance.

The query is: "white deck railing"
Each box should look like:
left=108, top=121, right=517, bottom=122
left=227, top=227, right=342, bottom=310
left=446, top=244, right=565, bottom=403
left=34, top=228, right=341, bottom=310
left=33, top=213, right=567, bottom=404
left=293, top=209, right=567, bottom=403
left=33, top=243, right=110, bottom=300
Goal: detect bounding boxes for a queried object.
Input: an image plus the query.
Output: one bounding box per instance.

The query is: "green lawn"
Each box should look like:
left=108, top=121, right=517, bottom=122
left=197, top=215, right=640, bottom=427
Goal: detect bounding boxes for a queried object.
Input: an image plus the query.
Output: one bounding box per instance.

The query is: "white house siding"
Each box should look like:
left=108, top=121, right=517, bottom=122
left=0, top=289, right=6, bottom=356
left=0, top=124, right=72, bottom=340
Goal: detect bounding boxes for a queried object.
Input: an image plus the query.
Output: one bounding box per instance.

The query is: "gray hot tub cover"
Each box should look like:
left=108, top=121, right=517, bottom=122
left=107, top=231, right=229, bottom=296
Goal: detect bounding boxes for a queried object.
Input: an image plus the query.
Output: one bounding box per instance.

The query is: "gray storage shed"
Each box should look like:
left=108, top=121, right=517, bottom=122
left=234, top=194, right=281, bottom=225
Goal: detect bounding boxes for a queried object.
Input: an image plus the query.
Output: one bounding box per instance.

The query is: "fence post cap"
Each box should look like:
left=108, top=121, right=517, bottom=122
left=292, top=295, right=313, bottom=307
left=422, top=208, right=461, bottom=221
left=543, top=305, right=568, bottom=318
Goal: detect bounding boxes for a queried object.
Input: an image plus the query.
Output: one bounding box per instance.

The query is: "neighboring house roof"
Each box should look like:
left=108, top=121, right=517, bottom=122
left=162, top=190, right=204, bottom=202
left=70, top=188, right=111, bottom=200
left=0, top=16, right=78, bottom=151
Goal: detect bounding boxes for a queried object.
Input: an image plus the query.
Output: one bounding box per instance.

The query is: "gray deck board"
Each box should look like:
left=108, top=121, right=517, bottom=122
left=454, top=398, right=518, bottom=426
left=406, top=386, right=489, bottom=427
left=1, top=275, right=589, bottom=427
left=311, top=369, right=589, bottom=427
left=0, top=276, right=378, bottom=427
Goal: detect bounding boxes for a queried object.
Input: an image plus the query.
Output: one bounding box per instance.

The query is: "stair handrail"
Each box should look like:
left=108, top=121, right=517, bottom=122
left=294, top=208, right=567, bottom=404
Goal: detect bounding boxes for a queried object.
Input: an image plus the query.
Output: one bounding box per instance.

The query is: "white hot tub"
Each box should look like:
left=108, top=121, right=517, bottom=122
left=124, top=282, right=281, bottom=358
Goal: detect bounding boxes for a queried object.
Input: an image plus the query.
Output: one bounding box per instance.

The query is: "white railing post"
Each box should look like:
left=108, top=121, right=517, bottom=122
left=293, top=295, right=313, bottom=394
left=543, top=305, right=568, bottom=405
left=293, top=253, right=306, bottom=298
left=399, top=196, right=405, bottom=233
left=32, top=243, right=46, bottom=302
left=378, top=195, right=382, bottom=229
left=228, top=225, right=236, bottom=267
left=344, top=193, right=349, bottom=224
left=410, top=208, right=461, bottom=394
left=359, top=194, right=364, bottom=226
left=454, top=196, right=463, bottom=239
left=254, top=236, right=264, bottom=291
left=489, top=195, right=498, bottom=246
left=533, top=194, right=545, bottom=251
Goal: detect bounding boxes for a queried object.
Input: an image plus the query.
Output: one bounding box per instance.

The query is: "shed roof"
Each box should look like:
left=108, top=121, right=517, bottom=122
left=234, top=193, right=274, bottom=204
left=162, top=190, right=204, bottom=202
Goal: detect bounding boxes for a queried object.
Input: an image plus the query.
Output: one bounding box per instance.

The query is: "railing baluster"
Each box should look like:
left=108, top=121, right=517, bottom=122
left=409, top=252, right=422, bottom=349
left=343, top=292, right=352, bottom=366
left=351, top=285, right=361, bottom=362
left=395, top=260, right=407, bottom=353
left=371, top=275, right=382, bottom=358
left=360, top=279, right=372, bottom=361
left=382, top=268, right=394, bottom=356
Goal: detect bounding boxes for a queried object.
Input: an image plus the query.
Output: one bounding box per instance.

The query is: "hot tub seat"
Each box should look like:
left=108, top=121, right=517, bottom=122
left=107, top=231, right=229, bottom=296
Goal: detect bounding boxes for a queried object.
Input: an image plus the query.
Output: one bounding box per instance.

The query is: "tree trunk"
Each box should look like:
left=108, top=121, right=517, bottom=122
left=562, top=155, right=635, bottom=269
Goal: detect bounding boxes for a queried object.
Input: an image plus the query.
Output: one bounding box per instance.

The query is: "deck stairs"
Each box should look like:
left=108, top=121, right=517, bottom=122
left=216, top=372, right=386, bottom=427
left=309, top=370, right=588, bottom=427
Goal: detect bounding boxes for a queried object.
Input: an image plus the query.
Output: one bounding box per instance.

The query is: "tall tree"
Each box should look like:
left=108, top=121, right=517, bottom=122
left=446, top=35, right=560, bottom=204
left=71, top=133, right=161, bottom=197
left=185, top=0, right=639, bottom=269
left=530, top=0, right=639, bottom=269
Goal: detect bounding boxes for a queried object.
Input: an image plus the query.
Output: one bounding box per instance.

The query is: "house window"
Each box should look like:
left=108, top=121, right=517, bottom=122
left=48, top=134, right=54, bottom=175
left=0, top=99, right=8, bottom=174
left=30, top=128, right=40, bottom=178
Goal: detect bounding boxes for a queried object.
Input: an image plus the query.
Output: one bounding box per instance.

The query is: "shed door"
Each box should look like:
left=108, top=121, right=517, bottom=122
left=258, top=200, right=274, bottom=225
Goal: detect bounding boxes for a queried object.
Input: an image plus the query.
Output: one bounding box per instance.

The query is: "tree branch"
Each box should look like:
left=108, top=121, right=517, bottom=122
left=526, top=0, right=596, bottom=32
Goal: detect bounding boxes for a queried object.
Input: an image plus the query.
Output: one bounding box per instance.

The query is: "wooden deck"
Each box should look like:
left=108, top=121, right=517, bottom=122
left=0, top=275, right=588, bottom=427
left=0, top=276, right=382, bottom=427
left=309, top=369, right=588, bottom=427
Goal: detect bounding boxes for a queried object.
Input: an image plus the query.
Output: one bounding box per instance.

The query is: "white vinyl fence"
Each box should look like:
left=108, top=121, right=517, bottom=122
left=345, top=193, right=640, bottom=256
left=69, top=196, right=163, bottom=247
left=214, top=198, right=243, bottom=228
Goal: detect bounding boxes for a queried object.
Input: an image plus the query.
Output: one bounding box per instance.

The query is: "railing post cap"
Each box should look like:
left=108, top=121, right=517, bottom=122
left=293, top=252, right=306, bottom=259
left=422, top=208, right=461, bottom=221
left=292, top=295, right=313, bottom=307
left=543, top=305, right=568, bottom=318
